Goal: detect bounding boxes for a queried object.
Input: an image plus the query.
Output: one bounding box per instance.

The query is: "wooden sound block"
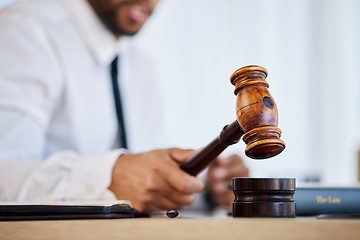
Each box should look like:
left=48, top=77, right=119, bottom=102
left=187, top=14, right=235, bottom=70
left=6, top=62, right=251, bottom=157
left=232, top=178, right=296, bottom=217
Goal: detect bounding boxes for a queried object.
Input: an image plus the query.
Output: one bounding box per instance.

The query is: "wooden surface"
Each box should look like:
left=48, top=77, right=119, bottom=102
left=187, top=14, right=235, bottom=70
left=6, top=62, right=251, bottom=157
left=1, top=216, right=360, bottom=240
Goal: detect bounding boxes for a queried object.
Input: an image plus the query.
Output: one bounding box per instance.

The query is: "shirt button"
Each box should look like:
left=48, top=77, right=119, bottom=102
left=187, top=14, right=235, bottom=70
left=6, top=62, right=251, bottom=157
left=86, top=185, right=94, bottom=194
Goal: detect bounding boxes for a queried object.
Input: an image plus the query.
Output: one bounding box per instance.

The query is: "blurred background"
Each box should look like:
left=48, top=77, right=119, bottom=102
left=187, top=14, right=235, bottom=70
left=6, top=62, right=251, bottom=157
left=2, top=0, right=360, bottom=185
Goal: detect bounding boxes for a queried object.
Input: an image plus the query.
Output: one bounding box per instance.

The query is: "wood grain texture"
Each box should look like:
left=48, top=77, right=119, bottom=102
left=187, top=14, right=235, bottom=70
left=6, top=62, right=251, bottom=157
left=231, top=65, right=285, bottom=159
left=1, top=217, right=359, bottom=240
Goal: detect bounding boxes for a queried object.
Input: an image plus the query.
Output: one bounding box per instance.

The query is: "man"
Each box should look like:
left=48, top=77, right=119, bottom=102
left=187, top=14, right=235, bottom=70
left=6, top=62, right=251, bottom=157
left=0, top=0, right=248, bottom=214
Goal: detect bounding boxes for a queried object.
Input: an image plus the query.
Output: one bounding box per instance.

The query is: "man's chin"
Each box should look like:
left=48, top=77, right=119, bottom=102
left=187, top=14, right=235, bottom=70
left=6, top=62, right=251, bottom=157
left=114, top=25, right=144, bottom=37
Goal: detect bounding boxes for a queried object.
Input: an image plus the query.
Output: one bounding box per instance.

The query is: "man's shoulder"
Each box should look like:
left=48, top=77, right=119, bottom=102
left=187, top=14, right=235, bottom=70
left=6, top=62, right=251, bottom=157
left=0, top=0, right=69, bottom=26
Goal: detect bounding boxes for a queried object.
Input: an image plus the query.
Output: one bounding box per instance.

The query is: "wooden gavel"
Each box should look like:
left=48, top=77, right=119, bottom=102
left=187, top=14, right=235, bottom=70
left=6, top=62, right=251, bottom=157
left=180, top=65, right=286, bottom=176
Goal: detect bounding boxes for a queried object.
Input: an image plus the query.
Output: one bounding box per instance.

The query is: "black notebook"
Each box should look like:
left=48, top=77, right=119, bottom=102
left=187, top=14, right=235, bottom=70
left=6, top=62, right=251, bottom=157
left=0, top=200, right=145, bottom=221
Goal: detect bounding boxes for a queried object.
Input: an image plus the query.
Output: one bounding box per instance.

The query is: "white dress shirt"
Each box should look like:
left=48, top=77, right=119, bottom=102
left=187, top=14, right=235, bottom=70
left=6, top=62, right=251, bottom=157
left=0, top=0, right=167, bottom=201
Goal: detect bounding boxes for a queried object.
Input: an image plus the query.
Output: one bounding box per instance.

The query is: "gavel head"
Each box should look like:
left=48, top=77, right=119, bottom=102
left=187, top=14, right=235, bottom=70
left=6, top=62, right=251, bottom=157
left=230, top=65, right=285, bottom=159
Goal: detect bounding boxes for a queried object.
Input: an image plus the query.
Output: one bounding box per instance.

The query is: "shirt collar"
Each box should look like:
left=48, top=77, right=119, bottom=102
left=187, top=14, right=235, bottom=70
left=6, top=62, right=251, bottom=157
left=63, top=0, right=127, bottom=66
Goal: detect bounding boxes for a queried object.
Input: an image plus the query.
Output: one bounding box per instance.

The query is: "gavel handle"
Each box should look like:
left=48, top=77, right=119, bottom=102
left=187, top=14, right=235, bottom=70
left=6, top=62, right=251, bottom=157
left=180, top=120, right=244, bottom=176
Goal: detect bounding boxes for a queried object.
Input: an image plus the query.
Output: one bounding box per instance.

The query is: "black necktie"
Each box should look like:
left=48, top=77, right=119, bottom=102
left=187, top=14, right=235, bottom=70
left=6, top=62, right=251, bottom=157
left=111, top=56, right=128, bottom=149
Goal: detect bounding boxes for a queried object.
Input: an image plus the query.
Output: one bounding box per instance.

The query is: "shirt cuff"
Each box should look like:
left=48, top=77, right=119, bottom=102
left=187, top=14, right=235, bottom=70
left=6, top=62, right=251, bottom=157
left=67, top=149, right=125, bottom=201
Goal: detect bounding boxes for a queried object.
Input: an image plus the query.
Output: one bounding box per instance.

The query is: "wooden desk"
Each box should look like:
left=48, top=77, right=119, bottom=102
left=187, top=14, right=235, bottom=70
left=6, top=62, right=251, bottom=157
left=0, top=217, right=359, bottom=240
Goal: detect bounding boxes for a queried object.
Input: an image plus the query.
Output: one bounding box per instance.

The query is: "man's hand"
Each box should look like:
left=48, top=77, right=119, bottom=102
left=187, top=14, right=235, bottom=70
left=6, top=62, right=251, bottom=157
left=207, top=154, right=249, bottom=206
left=108, top=148, right=204, bottom=214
